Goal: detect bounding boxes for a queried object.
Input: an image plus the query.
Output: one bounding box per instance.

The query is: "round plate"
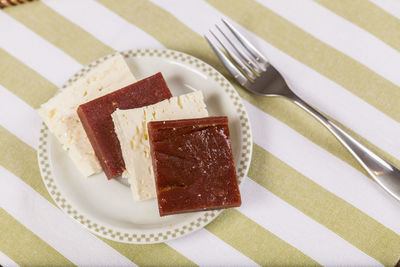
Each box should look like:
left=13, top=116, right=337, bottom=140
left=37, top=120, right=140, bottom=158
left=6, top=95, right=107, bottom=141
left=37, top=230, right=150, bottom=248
left=37, top=48, right=252, bottom=244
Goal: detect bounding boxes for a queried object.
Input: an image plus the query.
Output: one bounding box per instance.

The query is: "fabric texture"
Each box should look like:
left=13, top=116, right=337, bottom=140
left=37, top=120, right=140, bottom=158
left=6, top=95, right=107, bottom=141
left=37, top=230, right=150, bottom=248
left=1, top=0, right=400, bottom=266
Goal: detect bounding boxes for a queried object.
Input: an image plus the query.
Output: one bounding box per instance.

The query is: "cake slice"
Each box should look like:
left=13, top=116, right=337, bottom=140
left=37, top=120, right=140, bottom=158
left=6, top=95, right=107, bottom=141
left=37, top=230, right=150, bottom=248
left=148, top=116, right=241, bottom=216
left=38, top=54, right=136, bottom=176
left=77, top=73, right=172, bottom=179
left=112, top=91, right=208, bottom=200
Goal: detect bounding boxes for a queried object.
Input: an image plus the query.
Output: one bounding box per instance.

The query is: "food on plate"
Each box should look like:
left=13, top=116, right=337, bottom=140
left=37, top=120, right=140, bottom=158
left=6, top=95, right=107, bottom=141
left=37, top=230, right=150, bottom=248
left=38, top=54, right=136, bottom=176
left=112, top=91, right=208, bottom=200
left=77, top=73, right=172, bottom=179
left=39, top=50, right=242, bottom=218
left=147, top=116, right=241, bottom=216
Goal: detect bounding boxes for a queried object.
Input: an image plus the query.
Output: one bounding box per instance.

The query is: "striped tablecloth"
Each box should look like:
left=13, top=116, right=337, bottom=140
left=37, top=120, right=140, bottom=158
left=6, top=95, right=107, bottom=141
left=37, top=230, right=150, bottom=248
left=1, top=0, right=400, bottom=266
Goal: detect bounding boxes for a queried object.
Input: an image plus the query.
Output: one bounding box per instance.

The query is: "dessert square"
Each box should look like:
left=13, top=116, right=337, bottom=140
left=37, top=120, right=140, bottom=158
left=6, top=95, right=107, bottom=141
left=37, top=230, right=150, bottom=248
left=148, top=116, right=241, bottom=216
left=77, top=72, right=172, bottom=179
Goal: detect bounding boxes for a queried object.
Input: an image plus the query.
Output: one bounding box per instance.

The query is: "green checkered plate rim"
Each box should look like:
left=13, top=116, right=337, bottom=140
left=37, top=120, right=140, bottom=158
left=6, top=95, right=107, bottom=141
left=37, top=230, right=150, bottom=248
left=37, top=48, right=253, bottom=244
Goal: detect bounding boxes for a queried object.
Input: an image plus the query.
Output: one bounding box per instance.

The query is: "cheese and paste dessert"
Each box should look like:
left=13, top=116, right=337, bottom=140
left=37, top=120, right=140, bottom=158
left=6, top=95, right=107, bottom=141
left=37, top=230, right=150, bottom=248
left=38, top=54, right=136, bottom=176
left=112, top=91, right=208, bottom=201
left=77, top=73, right=172, bottom=179
left=148, top=116, right=241, bottom=216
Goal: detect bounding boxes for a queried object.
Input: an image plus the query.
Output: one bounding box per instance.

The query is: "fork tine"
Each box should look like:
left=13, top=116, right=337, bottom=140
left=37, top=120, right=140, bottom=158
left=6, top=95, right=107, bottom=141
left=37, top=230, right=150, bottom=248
left=222, top=19, right=268, bottom=68
left=215, top=25, right=263, bottom=74
left=210, top=29, right=256, bottom=80
left=205, top=35, right=250, bottom=87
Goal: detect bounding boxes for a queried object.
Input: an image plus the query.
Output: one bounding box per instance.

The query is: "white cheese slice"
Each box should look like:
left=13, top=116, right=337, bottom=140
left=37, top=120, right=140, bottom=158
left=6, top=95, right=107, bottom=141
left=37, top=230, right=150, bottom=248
left=112, top=91, right=208, bottom=201
left=38, top=54, right=136, bottom=177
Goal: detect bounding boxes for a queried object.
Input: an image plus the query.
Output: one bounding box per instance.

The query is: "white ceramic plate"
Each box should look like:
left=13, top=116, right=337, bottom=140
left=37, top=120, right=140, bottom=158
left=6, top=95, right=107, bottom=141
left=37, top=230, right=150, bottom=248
left=38, top=48, right=252, bottom=244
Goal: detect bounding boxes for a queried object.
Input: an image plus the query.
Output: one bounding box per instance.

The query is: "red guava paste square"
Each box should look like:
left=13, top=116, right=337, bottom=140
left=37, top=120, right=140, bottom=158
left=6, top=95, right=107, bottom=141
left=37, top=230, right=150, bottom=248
left=78, top=72, right=172, bottom=179
left=148, top=116, right=241, bottom=216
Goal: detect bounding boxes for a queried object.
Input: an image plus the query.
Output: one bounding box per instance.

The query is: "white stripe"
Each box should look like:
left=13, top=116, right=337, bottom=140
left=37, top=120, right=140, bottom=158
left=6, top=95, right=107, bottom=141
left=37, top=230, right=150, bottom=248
left=147, top=0, right=400, bottom=163
left=0, top=12, right=80, bottom=87
left=0, top=251, right=19, bottom=267
left=41, top=0, right=163, bottom=51
left=370, top=0, right=400, bottom=20
left=244, top=100, right=400, bottom=235
left=0, top=166, right=135, bottom=267
left=256, top=0, right=400, bottom=87
left=0, top=85, right=41, bottom=149
left=167, top=229, right=259, bottom=266
left=239, top=178, right=382, bottom=266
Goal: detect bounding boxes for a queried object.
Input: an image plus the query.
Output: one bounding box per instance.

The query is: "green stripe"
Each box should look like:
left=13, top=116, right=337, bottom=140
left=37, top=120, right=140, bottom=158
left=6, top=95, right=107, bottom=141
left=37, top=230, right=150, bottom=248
left=0, top=208, right=74, bottom=266
left=206, top=0, right=400, bottom=124
left=315, top=0, right=400, bottom=52
left=3, top=1, right=113, bottom=65
left=0, top=49, right=57, bottom=109
left=100, top=238, right=197, bottom=267
left=249, top=144, right=400, bottom=266
left=0, top=126, right=196, bottom=266
left=206, top=209, right=319, bottom=266
left=0, top=125, right=54, bottom=204
left=95, top=0, right=400, bottom=179
left=96, top=0, right=216, bottom=64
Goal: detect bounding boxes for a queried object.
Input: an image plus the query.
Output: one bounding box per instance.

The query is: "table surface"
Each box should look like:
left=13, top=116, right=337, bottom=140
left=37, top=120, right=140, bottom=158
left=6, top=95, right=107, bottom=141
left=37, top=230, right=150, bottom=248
left=1, top=0, right=400, bottom=266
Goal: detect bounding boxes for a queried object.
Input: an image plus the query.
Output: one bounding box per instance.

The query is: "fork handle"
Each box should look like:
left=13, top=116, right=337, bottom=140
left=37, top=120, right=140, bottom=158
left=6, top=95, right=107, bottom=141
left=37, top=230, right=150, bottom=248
left=290, top=93, right=400, bottom=201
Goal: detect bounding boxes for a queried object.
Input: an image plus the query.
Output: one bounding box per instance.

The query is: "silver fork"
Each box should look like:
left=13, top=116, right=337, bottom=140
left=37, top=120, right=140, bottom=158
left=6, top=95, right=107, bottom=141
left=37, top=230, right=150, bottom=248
left=206, top=19, right=400, bottom=201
